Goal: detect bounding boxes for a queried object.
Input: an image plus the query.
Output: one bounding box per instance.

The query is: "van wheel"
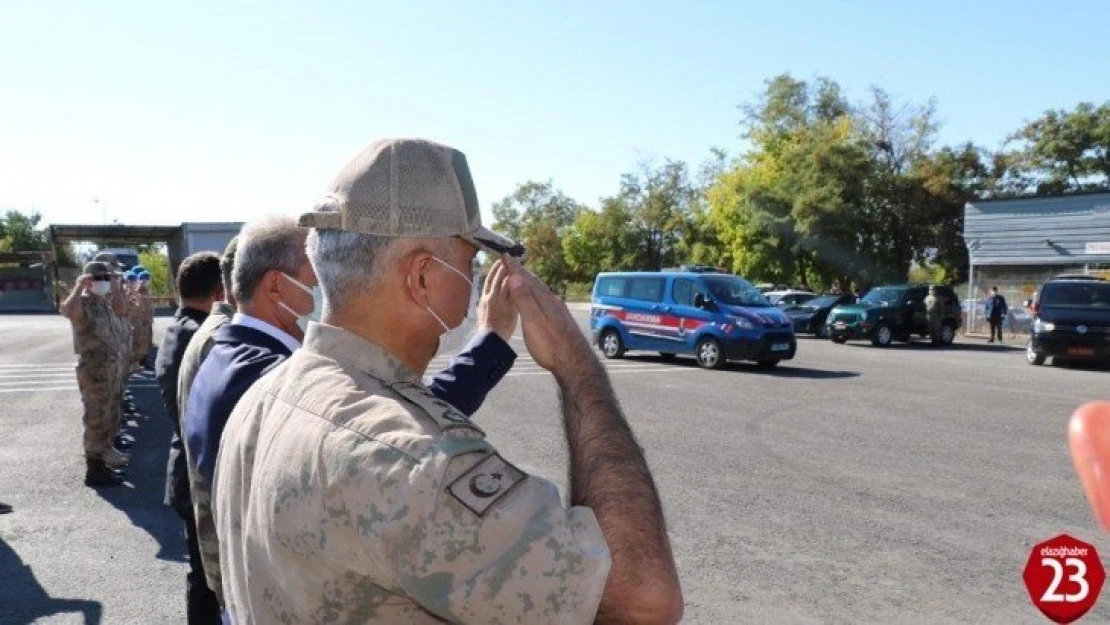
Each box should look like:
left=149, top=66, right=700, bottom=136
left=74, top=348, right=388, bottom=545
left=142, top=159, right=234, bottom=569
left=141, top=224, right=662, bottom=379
left=1026, top=339, right=1045, bottom=366
left=831, top=336, right=847, bottom=344
left=871, top=324, right=893, bottom=347
left=600, top=329, right=625, bottom=359
left=658, top=352, right=677, bottom=361
left=695, top=337, right=724, bottom=369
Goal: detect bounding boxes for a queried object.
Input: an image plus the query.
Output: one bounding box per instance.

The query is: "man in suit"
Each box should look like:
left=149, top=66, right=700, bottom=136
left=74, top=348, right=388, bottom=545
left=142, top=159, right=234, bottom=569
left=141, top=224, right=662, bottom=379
left=986, top=286, right=1008, bottom=344
left=153, top=251, right=225, bottom=624
left=184, top=215, right=519, bottom=614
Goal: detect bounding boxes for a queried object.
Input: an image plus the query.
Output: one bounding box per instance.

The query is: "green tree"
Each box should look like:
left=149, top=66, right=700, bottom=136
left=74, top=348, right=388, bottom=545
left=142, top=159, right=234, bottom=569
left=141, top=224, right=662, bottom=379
left=491, top=180, right=583, bottom=289
left=138, top=248, right=172, bottom=297
left=0, top=209, right=78, bottom=267
left=1005, top=102, right=1110, bottom=194
left=708, top=74, right=979, bottom=291
left=618, top=159, right=698, bottom=271
left=563, top=196, right=640, bottom=280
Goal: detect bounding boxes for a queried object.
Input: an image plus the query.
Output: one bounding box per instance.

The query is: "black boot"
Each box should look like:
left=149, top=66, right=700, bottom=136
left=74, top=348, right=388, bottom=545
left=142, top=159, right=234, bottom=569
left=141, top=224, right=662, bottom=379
left=85, top=458, right=125, bottom=487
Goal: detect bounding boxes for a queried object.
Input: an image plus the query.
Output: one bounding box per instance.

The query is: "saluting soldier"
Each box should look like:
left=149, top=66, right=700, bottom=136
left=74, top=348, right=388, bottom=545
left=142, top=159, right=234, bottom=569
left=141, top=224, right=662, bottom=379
left=60, top=261, right=130, bottom=487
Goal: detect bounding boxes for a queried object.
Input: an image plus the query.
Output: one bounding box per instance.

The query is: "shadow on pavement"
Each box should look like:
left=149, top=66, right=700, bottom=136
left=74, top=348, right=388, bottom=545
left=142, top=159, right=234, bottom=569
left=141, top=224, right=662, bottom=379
left=94, top=363, right=185, bottom=564
left=621, top=355, right=860, bottom=379
left=0, top=538, right=103, bottom=624
left=837, top=339, right=1024, bottom=353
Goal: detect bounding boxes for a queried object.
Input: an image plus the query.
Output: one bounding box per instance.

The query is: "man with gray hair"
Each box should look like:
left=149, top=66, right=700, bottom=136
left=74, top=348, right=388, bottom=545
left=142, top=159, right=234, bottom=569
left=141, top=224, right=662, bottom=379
left=214, top=138, right=683, bottom=624
left=187, top=216, right=517, bottom=618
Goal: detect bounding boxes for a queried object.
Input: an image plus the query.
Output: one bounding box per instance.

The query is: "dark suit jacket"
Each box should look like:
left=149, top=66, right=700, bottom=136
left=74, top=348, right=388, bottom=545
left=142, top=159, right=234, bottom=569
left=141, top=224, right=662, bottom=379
left=185, top=324, right=292, bottom=491
left=154, top=306, right=208, bottom=515
left=185, top=323, right=518, bottom=493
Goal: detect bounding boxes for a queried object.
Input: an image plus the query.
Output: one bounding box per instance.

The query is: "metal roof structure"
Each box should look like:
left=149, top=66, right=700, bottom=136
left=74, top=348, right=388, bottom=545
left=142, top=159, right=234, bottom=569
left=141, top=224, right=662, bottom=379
left=48, top=224, right=182, bottom=244
left=963, top=192, right=1110, bottom=266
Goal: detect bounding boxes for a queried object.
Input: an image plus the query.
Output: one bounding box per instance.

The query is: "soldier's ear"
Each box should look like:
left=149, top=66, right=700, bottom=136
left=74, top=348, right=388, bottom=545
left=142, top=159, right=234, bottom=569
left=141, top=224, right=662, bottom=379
left=403, top=252, right=433, bottom=308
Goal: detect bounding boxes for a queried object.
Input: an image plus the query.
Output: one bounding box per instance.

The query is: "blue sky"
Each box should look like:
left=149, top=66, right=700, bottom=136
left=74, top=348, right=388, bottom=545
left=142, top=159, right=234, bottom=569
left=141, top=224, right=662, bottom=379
left=1, top=1, right=1107, bottom=230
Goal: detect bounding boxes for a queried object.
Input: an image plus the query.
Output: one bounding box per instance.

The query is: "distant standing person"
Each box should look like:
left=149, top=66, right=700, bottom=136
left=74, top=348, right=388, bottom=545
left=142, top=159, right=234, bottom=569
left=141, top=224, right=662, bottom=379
left=986, top=286, right=1008, bottom=344
left=925, top=286, right=944, bottom=343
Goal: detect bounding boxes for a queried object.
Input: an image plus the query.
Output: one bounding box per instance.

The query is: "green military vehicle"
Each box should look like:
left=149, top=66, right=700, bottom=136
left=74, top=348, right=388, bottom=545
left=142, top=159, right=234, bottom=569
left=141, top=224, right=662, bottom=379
left=826, top=284, right=961, bottom=347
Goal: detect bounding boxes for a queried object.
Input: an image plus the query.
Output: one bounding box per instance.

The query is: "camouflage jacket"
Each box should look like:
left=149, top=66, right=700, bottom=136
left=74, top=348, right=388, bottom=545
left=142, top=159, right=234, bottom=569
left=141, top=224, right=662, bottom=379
left=214, top=322, right=611, bottom=624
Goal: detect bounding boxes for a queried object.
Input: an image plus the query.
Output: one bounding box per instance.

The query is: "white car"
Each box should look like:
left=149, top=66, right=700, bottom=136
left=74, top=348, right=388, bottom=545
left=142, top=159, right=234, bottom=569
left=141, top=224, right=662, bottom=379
left=765, top=290, right=817, bottom=308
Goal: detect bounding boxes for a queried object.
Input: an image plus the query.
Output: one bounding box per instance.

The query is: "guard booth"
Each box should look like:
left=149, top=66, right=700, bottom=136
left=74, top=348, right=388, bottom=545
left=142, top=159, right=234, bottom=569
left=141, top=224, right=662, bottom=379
left=0, top=251, right=56, bottom=312
left=48, top=222, right=241, bottom=312
left=963, top=192, right=1110, bottom=334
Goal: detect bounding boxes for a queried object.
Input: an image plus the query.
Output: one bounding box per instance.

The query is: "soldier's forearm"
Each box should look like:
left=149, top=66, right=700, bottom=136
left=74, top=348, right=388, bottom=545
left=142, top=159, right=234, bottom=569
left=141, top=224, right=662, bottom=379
left=555, top=356, right=681, bottom=621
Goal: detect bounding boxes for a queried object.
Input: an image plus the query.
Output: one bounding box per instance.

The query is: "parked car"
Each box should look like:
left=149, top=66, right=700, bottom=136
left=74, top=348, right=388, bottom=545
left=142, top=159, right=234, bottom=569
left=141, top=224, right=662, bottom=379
left=826, top=284, right=962, bottom=346
left=784, top=293, right=858, bottom=337
left=590, top=271, right=796, bottom=369
left=1027, top=275, right=1110, bottom=366
left=765, top=290, right=817, bottom=308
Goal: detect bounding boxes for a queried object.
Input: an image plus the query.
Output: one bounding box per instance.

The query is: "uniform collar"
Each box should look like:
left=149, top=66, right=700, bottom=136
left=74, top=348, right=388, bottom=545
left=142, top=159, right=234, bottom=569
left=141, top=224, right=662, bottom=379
left=302, top=322, right=421, bottom=385
left=177, top=306, right=208, bottom=324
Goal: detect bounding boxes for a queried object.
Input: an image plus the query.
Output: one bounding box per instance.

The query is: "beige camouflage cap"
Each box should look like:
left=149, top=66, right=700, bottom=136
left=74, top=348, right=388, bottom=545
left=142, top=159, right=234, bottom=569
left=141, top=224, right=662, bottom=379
left=298, top=138, right=523, bottom=257
left=83, top=261, right=111, bottom=276
left=92, top=252, right=123, bottom=274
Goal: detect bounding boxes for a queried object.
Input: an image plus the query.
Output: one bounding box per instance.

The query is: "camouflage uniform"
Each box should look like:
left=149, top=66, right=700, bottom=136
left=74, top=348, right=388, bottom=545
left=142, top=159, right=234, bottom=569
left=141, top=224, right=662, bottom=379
left=215, top=323, right=611, bottom=624
left=132, top=293, right=154, bottom=366
left=71, top=294, right=126, bottom=457
left=925, top=289, right=944, bottom=342
left=178, top=301, right=235, bottom=604
left=115, top=291, right=133, bottom=429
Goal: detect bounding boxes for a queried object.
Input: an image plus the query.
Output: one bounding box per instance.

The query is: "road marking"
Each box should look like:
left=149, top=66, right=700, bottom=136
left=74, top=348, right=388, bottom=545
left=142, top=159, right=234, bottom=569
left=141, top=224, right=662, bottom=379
left=0, top=373, right=77, bottom=381
left=0, top=386, right=77, bottom=394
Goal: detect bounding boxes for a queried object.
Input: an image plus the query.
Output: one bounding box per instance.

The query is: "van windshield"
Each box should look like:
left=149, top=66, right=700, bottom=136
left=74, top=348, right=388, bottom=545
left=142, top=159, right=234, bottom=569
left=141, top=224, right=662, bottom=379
left=1041, top=281, right=1110, bottom=309
left=702, top=276, right=771, bottom=307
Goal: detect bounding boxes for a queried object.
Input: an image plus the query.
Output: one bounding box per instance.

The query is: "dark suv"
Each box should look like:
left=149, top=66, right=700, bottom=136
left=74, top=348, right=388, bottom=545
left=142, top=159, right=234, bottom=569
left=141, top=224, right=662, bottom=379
left=826, top=284, right=961, bottom=347
left=1027, top=275, right=1110, bottom=366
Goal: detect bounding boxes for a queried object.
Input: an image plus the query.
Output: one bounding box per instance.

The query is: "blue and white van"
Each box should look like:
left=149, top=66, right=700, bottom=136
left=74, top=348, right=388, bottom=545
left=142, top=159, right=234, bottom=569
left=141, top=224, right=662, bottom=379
left=590, top=271, right=797, bottom=369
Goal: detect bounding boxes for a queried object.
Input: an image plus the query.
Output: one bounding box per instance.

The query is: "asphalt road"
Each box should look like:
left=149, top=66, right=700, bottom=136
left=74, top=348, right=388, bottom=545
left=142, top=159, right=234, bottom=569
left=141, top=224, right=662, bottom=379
left=1, top=309, right=1108, bottom=624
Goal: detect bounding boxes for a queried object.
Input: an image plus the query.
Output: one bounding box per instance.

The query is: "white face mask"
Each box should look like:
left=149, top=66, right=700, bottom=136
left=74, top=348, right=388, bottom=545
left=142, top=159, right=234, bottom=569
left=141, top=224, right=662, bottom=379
left=90, top=281, right=111, bottom=297
left=425, top=256, right=478, bottom=352
left=277, top=273, right=317, bottom=334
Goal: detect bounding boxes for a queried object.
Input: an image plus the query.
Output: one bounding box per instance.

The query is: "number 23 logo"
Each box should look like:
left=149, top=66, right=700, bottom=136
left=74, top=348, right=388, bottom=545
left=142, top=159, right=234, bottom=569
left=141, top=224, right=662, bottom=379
left=1041, top=558, right=1090, bottom=603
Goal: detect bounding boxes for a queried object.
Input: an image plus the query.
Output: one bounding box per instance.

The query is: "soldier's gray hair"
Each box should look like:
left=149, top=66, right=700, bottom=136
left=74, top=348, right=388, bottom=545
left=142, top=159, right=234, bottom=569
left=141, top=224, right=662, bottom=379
left=306, top=228, right=453, bottom=312
left=233, top=216, right=307, bottom=304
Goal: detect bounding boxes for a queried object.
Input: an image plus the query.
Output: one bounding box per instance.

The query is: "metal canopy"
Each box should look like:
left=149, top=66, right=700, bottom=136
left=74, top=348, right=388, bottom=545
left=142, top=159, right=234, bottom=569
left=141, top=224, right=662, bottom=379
left=48, top=224, right=181, bottom=244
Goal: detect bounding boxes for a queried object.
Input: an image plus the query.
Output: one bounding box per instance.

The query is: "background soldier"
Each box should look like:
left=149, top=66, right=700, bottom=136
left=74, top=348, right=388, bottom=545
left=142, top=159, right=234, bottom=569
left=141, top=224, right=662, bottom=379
left=60, top=261, right=129, bottom=487
left=132, top=271, right=155, bottom=371
left=94, top=253, right=138, bottom=445
left=925, top=285, right=944, bottom=344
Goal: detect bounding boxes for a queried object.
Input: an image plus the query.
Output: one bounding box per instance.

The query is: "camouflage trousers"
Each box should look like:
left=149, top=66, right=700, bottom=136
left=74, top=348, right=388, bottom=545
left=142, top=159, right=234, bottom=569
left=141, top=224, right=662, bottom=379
left=132, top=323, right=152, bottom=366
left=76, top=352, right=123, bottom=458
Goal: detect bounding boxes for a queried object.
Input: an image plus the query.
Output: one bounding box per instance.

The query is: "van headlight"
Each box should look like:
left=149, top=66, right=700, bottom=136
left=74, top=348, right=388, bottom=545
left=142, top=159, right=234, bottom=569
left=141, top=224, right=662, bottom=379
left=733, top=317, right=755, bottom=330
left=1034, top=319, right=1055, bottom=333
